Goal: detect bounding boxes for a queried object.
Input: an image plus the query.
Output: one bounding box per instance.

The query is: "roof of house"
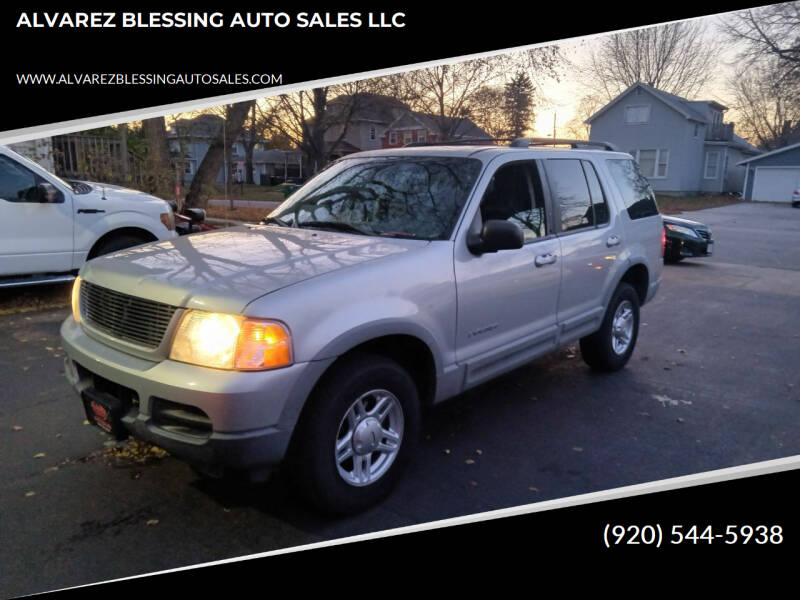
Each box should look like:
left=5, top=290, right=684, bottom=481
left=386, top=111, right=490, bottom=139
left=169, top=113, right=265, bottom=142
left=327, top=93, right=410, bottom=123
left=736, top=141, right=800, bottom=165
left=585, top=82, right=726, bottom=125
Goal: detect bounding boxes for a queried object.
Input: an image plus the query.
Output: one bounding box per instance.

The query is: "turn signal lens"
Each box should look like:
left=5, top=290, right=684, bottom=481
left=235, top=320, right=292, bottom=370
left=169, top=310, right=292, bottom=371
left=71, top=276, right=82, bottom=323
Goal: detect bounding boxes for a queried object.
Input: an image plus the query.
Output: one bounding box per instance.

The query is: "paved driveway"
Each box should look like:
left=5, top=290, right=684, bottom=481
left=2, top=202, right=799, bottom=596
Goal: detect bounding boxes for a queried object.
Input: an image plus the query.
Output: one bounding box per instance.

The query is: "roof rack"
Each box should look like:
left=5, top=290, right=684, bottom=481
left=510, top=137, right=619, bottom=151
left=404, top=137, right=618, bottom=151
left=404, top=138, right=512, bottom=147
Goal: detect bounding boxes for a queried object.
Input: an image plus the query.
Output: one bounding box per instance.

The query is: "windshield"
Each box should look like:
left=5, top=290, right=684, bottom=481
left=269, top=156, right=483, bottom=240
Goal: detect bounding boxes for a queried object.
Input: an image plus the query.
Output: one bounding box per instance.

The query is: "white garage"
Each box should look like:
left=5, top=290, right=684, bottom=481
left=751, top=167, right=800, bottom=202
left=739, top=142, right=800, bottom=202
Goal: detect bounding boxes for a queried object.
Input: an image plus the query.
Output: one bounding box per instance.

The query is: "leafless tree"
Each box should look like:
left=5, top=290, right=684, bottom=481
left=564, top=94, right=605, bottom=140
left=727, top=59, right=800, bottom=150
left=399, top=56, right=509, bottom=139
left=720, top=2, right=800, bottom=90
left=583, top=21, right=721, bottom=100
left=262, top=81, right=382, bottom=174
left=469, top=87, right=510, bottom=138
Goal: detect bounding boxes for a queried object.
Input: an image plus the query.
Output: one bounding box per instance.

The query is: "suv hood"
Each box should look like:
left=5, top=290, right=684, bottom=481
left=80, top=225, right=425, bottom=314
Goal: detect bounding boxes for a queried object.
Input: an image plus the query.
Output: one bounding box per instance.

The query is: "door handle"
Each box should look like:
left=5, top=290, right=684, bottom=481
left=535, top=253, right=557, bottom=267
left=606, top=235, right=621, bottom=247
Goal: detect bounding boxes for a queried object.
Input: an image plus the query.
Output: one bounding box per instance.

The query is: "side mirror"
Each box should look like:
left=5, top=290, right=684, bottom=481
left=467, top=219, right=524, bottom=255
left=182, top=208, right=206, bottom=223
left=36, top=182, right=63, bottom=203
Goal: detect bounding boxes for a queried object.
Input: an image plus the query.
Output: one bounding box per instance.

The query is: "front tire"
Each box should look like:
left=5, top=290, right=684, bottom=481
left=288, top=353, right=420, bottom=515
left=580, top=283, right=640, bottom=372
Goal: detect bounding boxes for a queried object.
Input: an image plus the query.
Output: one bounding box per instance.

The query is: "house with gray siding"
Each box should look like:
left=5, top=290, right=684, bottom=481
left=168, top=114, right=291, bottom=185
left=586, top=83, right=760, bottom=195
left=738, top=141, right=800, bottom=202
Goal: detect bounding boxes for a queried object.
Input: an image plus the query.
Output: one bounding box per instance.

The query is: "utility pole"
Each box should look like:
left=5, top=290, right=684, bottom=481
left=553, top=112, right=557, bottom=147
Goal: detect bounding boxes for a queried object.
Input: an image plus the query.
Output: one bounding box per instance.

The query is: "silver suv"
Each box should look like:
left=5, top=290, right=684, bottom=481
left=61, top=139, right=663, bottom=514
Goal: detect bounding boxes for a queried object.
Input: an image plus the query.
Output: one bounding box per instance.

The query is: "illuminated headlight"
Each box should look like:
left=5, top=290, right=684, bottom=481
left=169, top=310, right=292, bottom=371
left=71, top=276, right=82, bottom=323
left=665, top=223, right=698, bottom=238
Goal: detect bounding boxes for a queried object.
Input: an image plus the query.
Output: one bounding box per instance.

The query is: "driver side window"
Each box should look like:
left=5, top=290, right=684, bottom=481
left=0, top=155, right=42, bottom=203
left=479, top=161, right=546, bottom=242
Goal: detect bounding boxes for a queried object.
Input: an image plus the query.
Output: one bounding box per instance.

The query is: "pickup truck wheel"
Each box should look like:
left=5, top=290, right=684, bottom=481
left=290, top=354, right=420, bottom=515
left=579, top=283, right=640, bottom=372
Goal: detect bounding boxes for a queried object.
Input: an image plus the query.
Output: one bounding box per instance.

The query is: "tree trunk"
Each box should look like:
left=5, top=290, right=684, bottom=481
left=245, top=104, right=256, bottom=184
left=184, top=101, right=254, bottom=209
left=142, top=117, right=170, bottom=197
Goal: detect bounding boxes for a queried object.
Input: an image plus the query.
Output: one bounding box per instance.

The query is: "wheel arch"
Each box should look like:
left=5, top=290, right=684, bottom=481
left=87, top=227, right=158, bottom=259
left=617, top=262, right=649, bottom=305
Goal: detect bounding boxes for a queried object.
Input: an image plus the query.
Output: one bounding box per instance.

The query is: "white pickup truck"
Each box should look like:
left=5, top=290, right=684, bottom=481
left=0, top=145, right=177, bottom=287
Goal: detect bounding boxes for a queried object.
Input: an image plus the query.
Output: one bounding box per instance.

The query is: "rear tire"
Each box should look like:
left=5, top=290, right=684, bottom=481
left=580, top=283, right=640, bottom=372
left=288, top=353, right=420, bottom=515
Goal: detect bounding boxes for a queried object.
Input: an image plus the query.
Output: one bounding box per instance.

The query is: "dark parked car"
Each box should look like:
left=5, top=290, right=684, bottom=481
left=663, top=215, right=713, bottom=263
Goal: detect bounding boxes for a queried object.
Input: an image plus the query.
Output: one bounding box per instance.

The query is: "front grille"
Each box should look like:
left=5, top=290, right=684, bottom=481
left=696, top=229, right=711, bottom=240
left=80, top=280, right=178, bottom=349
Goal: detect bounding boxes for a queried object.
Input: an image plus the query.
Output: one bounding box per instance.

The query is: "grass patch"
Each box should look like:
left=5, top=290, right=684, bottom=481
left=205, top=205, right=273, bottom=222
left=656, top=194, right=742, bottom=215
left=210, top=183, right=286, bottom=203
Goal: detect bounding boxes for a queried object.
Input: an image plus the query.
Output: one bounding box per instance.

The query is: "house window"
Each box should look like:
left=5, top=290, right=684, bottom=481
left=404, top=132, right=413, bottom=146
left=625, top=105, right=650, bottom=124
left=369, top=126, right=376, bottom=141
left=418, top=130, right=426, bottom=143
left=389, top=131, right=397, bottom=145
left=705, top=151, right=720, bottom=179
left=629, top=149, right=669, bottom=178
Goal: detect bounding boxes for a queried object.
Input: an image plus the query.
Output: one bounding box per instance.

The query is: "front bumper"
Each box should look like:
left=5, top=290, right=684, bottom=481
left=61, top=316, right=334, bottom=472
left=665, top=232, right=713, bottom=258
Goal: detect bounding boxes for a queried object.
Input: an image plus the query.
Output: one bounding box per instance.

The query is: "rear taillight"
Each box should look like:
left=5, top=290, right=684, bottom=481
left=661, top=227, right=666, bottom=258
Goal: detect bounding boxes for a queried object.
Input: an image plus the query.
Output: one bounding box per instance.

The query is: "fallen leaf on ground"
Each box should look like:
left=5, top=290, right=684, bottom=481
left=476, top=449, right=483, bottom=455
left=12, top=425, right=22, bottom=431
left=572, top=446, right=583, bottom=452
left=465, top=459, right=475, bottom=465
left=146, top=519, right=159, bottom=526
left=529, top=486, right=539, bottom=492
left=25, top=491, right=35, bottom=497
left=33, top=452, right=45, bottom=459
left=443, top=449, right=450, bottom=455
left=43, top=466, right=58, bottom=474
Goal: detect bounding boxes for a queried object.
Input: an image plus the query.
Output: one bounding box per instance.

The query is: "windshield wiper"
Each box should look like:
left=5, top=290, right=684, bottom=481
left=377, top=231, right=416, bottom=239
left=261, top=216, right=289, bottom=227
left=297, top=220, right=371, bottom=235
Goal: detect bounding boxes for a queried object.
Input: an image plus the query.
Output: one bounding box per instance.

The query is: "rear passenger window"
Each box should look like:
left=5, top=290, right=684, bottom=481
left=480, top=161, right=546, bottom=242
left=544, top=159, right=592, bottom=232
left=606, top=158, right=659, bottom=219
left=581, top=160, right=609, bottom=225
